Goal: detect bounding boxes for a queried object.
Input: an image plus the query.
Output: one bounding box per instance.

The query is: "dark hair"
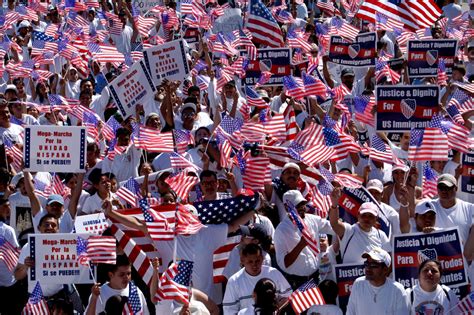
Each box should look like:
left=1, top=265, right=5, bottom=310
left=100, top=295, right=128, bottom=314
left=88, top=168, right=103, bottom=185
left=0, top=198, right=9, bottom=206
left=38, top=213, right=59, bottom=227
left=418, top=259, right=443, bottom=276
left=188, top=86, right=200, bottom=95
left=253, top=278, right=278, bottom=315
left=241, top=243, right=262, bottom=257
left=0, top=167, right=11, bottom=185
left=318, top=280, right=339, bottom=305
left=79, top=90, right=93, bottom=99
left=108, top=255, right=131, bottom=274
left=183, top=96, right=198, bottom=105
left=63, top=173, right=75, bottom=185
left=199, top=170, right=217, bottom=182
left=80, top=78, right=95, bottom=89
left=115, top=127, right=131, bottom=138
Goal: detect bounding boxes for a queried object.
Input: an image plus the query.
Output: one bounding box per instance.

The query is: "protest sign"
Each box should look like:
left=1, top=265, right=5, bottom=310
left=109, top=60, right=156, bottom=118
left=212, top=8, right=243, bottom=34
left=376, top=85, right=439, bottom=132
left=74, top=213, right=109, bottom=235
left=24, top=126, right=86, bottom=173
left=183, top=28, right=200, bottom=47
left=338, top=186, right=391, bottom=237
left=132, top=0, right=162, bottom=15
left=461, top=152, right=474, bottom=194
left=29, top=233, right=95, bottom=284
left=393, top=228, right=468, bottom=289
left=143, top=39, right=190, bottom=87
left=407, top=39, right=458, bottom=78
left=329, top=32, right=377, bottom=67
left=334, top=263, right=365, bottom=311
left=241, top=48, right=291, bottom=86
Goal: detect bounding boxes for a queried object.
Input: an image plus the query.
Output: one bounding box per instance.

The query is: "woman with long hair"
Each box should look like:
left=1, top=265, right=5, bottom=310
left=238, top=278, right=279, bottom=315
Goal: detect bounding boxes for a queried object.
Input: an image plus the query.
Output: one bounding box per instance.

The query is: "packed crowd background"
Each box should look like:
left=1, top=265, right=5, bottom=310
left=0, top=0, right=474, bottom=314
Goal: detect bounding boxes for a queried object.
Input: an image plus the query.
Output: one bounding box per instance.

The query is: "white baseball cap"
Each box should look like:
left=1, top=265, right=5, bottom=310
left=282, top=162, right=301, bottom=174
left=283, top=190, right=307, bottom=207
left=415, top=199, right=437, bottom=215
left=437, top=173, right=457, bottom=188
left=362, top=247, right=391, bottom=267
left=359, top=202, right=378, bottom=216
left=366, top=179, right=383, bottom=193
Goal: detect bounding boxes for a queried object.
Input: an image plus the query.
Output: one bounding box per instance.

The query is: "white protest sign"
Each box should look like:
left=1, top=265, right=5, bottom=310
left=109, top=60, right=157, bottom=118
left=24, top=126, right=86, bottom=173
left=74, top=213, right=109, bottom=235
left=212, top=8, right=243, bottom=34
left=132, top=0, right=163, bottom=15
left=143, top=39, right=190, bottom=86
left=29, top=233, right=95, bottom=284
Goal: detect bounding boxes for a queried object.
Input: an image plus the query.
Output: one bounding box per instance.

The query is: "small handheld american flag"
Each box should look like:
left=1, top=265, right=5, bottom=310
left=286, top=201, right=319, bottom=255
left=289, top=279, right=325, bottom=313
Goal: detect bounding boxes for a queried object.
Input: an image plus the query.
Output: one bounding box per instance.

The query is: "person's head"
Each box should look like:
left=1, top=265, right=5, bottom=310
left=437, top=173, right=457, bottom=205
left=362, top=248, right=391, bottom=285
left=224, top=80, right=236, bottom=98
left=87, top=142, right=100, bottom=164
left=139, top=162, right=154, bottom=176
left=318, top=280, right=338, bottom=305
left=180, top=103, right=197, bottom=127
left=341, top=68, right=355, bottom=89
left=107, top=255, right=132, bottom=290
left=0, top=168, right=11, bottom=192
left=5, top=84, right=18, bottom=101
left=161, top=191, right=177, bottom=204
left=0, top=198, right=11, bottom=220
left=79, top=90, right=92, bottom=108
left=319, top=234, right=329, bottom=252
left=240, top=243, right=264, bottom=276
left=90, top=170, right=114, bottom=195
left=103, top=295, right=128, bottom=314
left=0, top=101, right=11, bottom=128
left=195, top=127, right=211, bottom=145
left=13, top=78, right=25, bottom=97
left=452, top=64, right=466, bottom=82
left=283, top=189, right=308, bottom=218
left=430, top=160, right=447, bottom=173
left=367, top=179, right=384, bottom=202
left=357, top=202, right=378, bottom=231
left=50, top=297, right=74, bottom=315
left=118, top=9, right=127, bottom=26
left=38, top=213, right=59, bottom=233
left=46, top=194, right=65, bottom=218
left=35, top=81, right=50, bottom=97
left=418, top=259, right=442, bottom=292
left=145, top=113, right=161, bottom=129
left=240, top=224, right=272, bottom=251
left=392, top=164, right=409, bottom=184
left=252, top=278, right=278, bottom=314
left=399, top=132, right=411, bottom=151
left=431, top=23, right=443, bottom=39
left=330, top=103, right=344, bottom=121
left=87, top=8, right=96, bottom=22
left=48, top=5, right=60, bottom=23
left=80, top=78, right=95, bottom=94
left=281, top=162, right=301, bottom=189
left=155, top=168, right=173, bottom=194
left=116, top=127, right=131, bottom=146
left=414, top=199, right=436, bottom=231
left=188, top=85, right=200, bottom=98
left=200, top=170, right=218, bottom=196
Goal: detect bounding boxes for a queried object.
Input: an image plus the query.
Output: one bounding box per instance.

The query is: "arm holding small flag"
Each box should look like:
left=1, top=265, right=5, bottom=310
left=23, top=171, right=42, bottom=218
left=85, top=283, right=101, bottom=315
left=103, top=200, right=148, bottom=234
left=328, top=187, right=346, bottom=239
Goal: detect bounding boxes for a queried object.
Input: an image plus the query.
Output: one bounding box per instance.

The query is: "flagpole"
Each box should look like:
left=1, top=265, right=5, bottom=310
left=86, top=262, right=104, bottom=307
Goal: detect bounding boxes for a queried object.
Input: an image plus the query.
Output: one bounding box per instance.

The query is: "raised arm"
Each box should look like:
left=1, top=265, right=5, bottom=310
left=68, top=173, right=84, bottom=219
left=104, top=201, right=148, bottom=234
left=328, top=188, right=345, bottom=239
left=24, top=171, right=41, bottom=217
left=227, top=209, right=255, bottom=233
left=398, top=186, right=411, bottom=234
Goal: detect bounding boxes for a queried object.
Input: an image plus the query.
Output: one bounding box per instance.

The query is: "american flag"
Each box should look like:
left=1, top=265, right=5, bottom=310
left=289, top=279, right=325, bottom=314
left=23, top=282, right=49, bottom=315
left=422, top=162, right=438, bottom=198
left=246, top=0, right=284, bottom=47
left=456, top=291, right=474, bottom=314
left=213, top=235, right=241, bottom=283
left=375, top=11, right=404, bottom=31
left=330, top=83, right=351, bottom=102
left=195, top=192, right=258, bottom=224
left=319, top=166, right=362, bottom=189
left=245, top=86, right=268, bottom=108
left=157, top=260, right=193, bottom=305
left=110, top=223, right=154, bottom=285
left=330, top=17, right=359, bottom=42
left=170, top=152, right=201, bottom=172
left=446, top=104, right=464, bottom=126
left=287, top=30, right=312, bottom=53
left=175, top=205, right=205, bottom=235
left=139, top=198, right=174, bottom=241
left=375, top=59, right=400, bottom=83
left=116, top=178, right=142, bottom=207
left=83, top=111, right=99, bottom=140
left=317, top=0, right=338, bottom=15
left=438, top=58, right=448, bottom=86
left=3, top=137, right=23, bottom=171
left=430, top=115, right=470, bottom=153
left=173, top=130, right=194, bottom=154
left=181, top=0, right=193, bottom=14
left=34, top=179, right=53, bottom=199
left=215, top=128, right=233, bottom=169
left=286, top=201, right=320, bottom=256
left=284, top=104, right=298, bottom=141
left=76, top=236, right=90, bottom=266
left=370, top=134, right=395, bottom=163
left=408, top=128, right=449, bottom=161
left=288, top=123, right=334, bottom=166
left=102, top=116, right=121, bottom=141
left=83, top=236, right=117, bottom=264
left=354, top=94, right=375, bottom=126
left=323, top=126, right=360, bottom=161
left=272, top=6, right=296, bottom=24
left=0, top=236, right=19, bottom=272
left=283, top=75, right=306, bottom=100
left=448, top=89, right=474, bottom=114
left=135, top=125, right=174, bottom=153
left=356, top=0, right=441, bottom=31
left=165, top=171, right=199, bottom=202
left=263, top=112, right=287, bottom=142
left=15, top=5, right=38, bottom=21
left=124, top=281, right=143, bottom=314
left=242, top=155, right=270, bottom=191
left=302, top=72, right=328, bottom=98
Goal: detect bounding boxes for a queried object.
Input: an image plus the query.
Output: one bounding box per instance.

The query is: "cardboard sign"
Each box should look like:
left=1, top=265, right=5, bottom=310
left=393, top=228, right=468, bottom=288
left=109, top=60, right=156, bottom=118
left=132, top=0, right=162, bottom=15
left=74, top=213, right=109, bottom=235
left=376, top=85, right=440, bottom=132
left=334, top=263, right=365, bottom=311
left=407, top=39, right=458, bottom=78
left=461, top=152, right=474, bottom=194
left=241, top=48, right=292, bottom=86
left=24, top=126, right=86, bottom=173
left=212, top=8, right=243, bottom=34
left=29, top=233, right=95, bottom=284
left=329, top=32, right=377, bottom=67
left=143, top=39, right=190, bottom=87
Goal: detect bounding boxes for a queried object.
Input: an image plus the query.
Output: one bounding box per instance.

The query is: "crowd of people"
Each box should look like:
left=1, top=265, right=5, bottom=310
left=0, top=0, right=474, bottom=314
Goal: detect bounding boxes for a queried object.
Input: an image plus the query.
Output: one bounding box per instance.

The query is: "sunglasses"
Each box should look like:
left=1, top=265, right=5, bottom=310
left=437, top=185, right=454, bottom=192
left=364, top=262, right=384, bottom=269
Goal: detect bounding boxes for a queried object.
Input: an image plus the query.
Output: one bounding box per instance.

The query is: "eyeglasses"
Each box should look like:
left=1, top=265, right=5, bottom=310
left=364, top=262, right=384, bottom=269
left=437, top=185, right=454, bottom=192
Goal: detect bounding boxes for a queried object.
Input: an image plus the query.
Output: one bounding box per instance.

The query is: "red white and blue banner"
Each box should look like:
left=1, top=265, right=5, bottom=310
left=376, top=85, right=440, bottom=132
left=329, top=32, right=377, bottom=67
left=393, top=228, right=468, bottom=289
left=407, top=39, right=458, bottom=78
left=241, top=48, right=291, bottom=86
left=461, top=152, right=474, bottom=194
left=334, top=263, right=365, bottom=311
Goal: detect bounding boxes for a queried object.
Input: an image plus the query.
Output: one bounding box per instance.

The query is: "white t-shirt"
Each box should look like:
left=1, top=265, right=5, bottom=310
left=339, top=223, right=391, bottom=264
left=0, top=123, right=24, bottom=145
left=223, top=265, right=292, bottom=315
left=81, top=192, right=118, bottom=215
left=32, top=208, right=74, bottom=233
left=222, top=244, right=272, bottom=280
left=346, top=277, right=410, bottom=315
left=85, top=282, right=149, bottom=314
left=173, top=112, right=214, bottom=132
left=0, top=222, right=19, bottom=286
left=101, top=145, right=141, bottom=183
left=307, top=304, right=343, bottom=315
left=406, top=284, right=459, bottom=315
left=110, top=25, right=133, bottom=55
left=274, top=214, right=334, bottom=276
left=432, top=198, right=474, bottom=244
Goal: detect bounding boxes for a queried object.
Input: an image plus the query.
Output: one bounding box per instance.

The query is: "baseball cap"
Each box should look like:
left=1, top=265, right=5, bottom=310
left=283, top=190, right=307, bottom=207
left=358, top=202, right=378, bottom=216
left=180, top=103, right=197, bottom=113
left=47, top=194, right=64, bottom=206
left=240, top=224, right=268, bottom=242
left=156, top=168, right=174, bottom=180
left=341, top=68, right=355, bottom=77
left=18, top=20, right=31, bottom=29
left=362, top=248, right=391, bottom=267
left=282, top=162, right=301, bottom=174
left=415, top=199, right=437, bottom=215
left=437, top=173, right=457, bottom=188
left=392, top=164, right=409, bottom=172
left=366, top=179, right=383, bottom=193
left=5, top=84, right=18, bottom=95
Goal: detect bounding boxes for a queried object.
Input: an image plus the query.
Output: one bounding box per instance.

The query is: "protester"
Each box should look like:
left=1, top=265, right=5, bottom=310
left=236, top=278, right=280, bottom=315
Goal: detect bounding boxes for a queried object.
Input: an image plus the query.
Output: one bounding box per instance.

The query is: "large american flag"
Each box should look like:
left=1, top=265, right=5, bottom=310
left=408, top=128, right=449, bottom=161
left=139, top=199, right=174, bottom=242
left=356, top=0, right=441, bottom=31
left=375, top=11, right=404, bottom=31
left=289, top=279, right=325, bottom=314
left=157, top=260, right=194, bottom=305
left=0, top=236, right=19, bottom=272
left=246, top=0, right=284, bottom=47
left=23, top=282, right=49, bottom=315
left=286, top=201, right=319, bottom=255
left=448, top=89, right=474, bottom=114
left=175, top=205, right=205, bottom=235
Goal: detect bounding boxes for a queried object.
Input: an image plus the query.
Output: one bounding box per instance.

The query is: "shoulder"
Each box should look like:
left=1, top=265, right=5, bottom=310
left=227, top=268, right=245, bottom=284
left=388, top=278, right=408, bottom=293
